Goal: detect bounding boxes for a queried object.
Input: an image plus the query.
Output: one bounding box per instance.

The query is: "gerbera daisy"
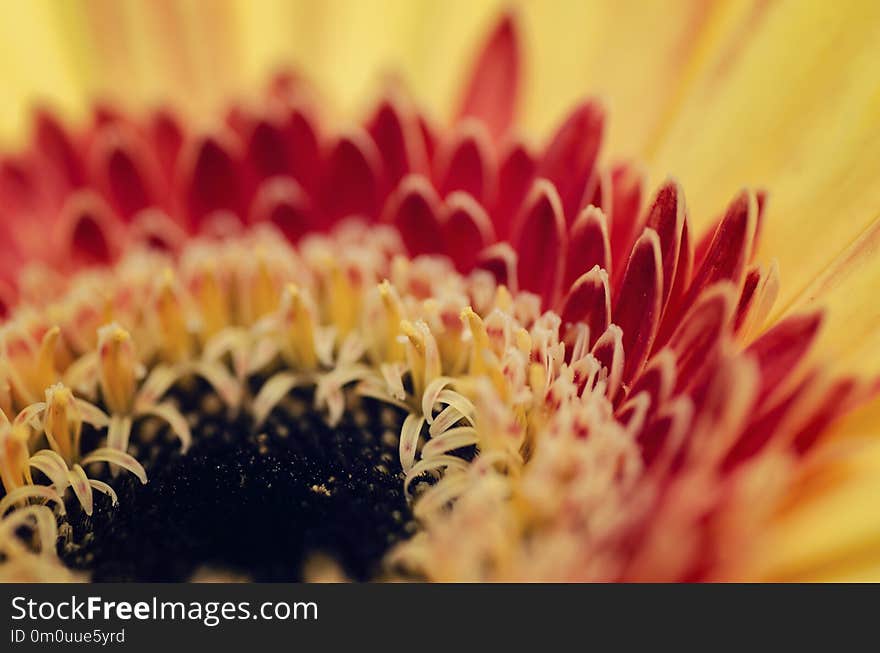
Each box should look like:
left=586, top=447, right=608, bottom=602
left=0, top=1, right=878, bottom=582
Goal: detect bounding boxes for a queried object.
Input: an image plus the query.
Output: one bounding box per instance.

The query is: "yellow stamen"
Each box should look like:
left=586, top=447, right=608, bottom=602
left=327, top=262, right=358, bottom=336
left=0, top=422, right=31, bottom=494
left=97, top=324, right=137, bottom=415
left=190, top=261, right=229, bottom=340
left=280, top=284, right=318, bottom=371
left=154, top=269, right=191, bottom=364
left=401, top=319, right=441, bottom=401
left=248, top=249, right=282, bottom=323
left=378, top=281, right=405, bottom=362
left=43, top=384, right=81, bottom=465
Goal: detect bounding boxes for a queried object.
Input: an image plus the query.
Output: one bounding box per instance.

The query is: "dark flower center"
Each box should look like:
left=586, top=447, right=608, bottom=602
left=59, top=381, right=415, bottom=581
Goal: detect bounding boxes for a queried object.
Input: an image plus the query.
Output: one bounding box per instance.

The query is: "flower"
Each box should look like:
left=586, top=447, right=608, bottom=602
left=0, top=3, right=879, bottom=582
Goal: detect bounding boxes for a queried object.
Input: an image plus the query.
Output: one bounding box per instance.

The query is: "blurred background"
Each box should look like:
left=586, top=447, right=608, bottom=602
left=0, top=0, right=728, bottom=158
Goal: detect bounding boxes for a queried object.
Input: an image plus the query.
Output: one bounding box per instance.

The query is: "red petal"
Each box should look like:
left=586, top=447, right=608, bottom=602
left=91, top=126, right=164, bottom=221
left=475, top=243, right=518, bottom=292
left=560, top=266, right=610, bottom=346
left=282, top=104, right=322, bottom=195
left=148, top=108, right=184, bottom=183
left=249, top=176, right=313, bottom=243
left=667, top=283, right=736, bottom=394
left=629, top=349, right=677, bottom=416
left=613, top=229, right=663, bottom=385
left=563, top=205, right=611, bottom=290
left=0, top=158, right=43, bottom=215
left=34, top=109, right=85, bottom=188
left=689, top=190, right=757, bottom=296
left=456, top=11, right=520, bottom=141
left=127, top=209, right=187, bottom=253
left=638, top=403, right=691, bottom=470
left=582, top=167, right=610, bottom=212
left=368, top=96, right=428, bottom=193
left=752, top=189, right=767, bottom=262
left=696, top=190, right=768, bottom=271
left=591, top=324, right=624, bottom=398
left=734, top=266, right=762, bottom=332
left=492, top=141, right=535, bottom=240
left=511, top=180, right=566, bottom=306
left=225, top=104, right=253, bottom=141
left=723, top=372, right=814, bottom=469
left=179, top=132, right=246, bottom=232
left=386, top=175, right=445, bottom=257
left=792, top=377, right=858, bottom=454
left=436, top=123, right=495, bottom=205
left=91, top=103, right=123, bottom=129
left=537, top=100, right=605, bottom=222
left=0, top=279, right=16, bottom=319
left=244, top=116, right=290, bottom=183
left=319, top=130, right=382, bottom=224
left=747, top=310, right=823, bottom=400
left=652, top=216, right=696, bottom=352
left=609, top=162, right=647, bottom=288
left=267, top=69, right=304, bottom=99
left=442, top=192, right=495, bottom=272
left=644, top=180, right=686, bottom=310
left=56, top=192, right=121, bottom=267
left=417, top=113, right=438, bottom=172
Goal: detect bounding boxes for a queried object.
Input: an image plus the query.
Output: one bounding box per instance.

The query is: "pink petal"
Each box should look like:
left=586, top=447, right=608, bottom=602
left=613, top=228, right=663, bottom=385
left=456, top=11, right=520, bottom=142
left=563, top=205, right=611, bottom=291
left=442, top=192, right=495, bottom=272
left=537, top=100, right=605, bottom=222
left=511, top=180, right=566, bottom=307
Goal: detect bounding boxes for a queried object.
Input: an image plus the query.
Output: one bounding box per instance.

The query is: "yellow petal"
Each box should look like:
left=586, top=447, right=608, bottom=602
left=754, top=431, right=880, bottom=582
left=519, top=0, right=745, bottom=156
left=649, top=0, right=880, bottom=318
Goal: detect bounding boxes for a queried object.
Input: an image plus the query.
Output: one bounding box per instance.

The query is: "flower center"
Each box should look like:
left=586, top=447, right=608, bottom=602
left=59, top=381, right=414, bottom=581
